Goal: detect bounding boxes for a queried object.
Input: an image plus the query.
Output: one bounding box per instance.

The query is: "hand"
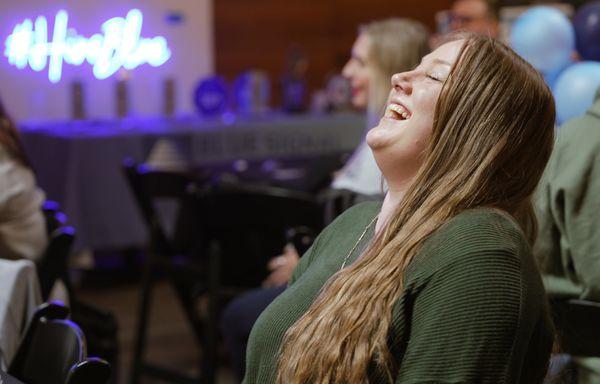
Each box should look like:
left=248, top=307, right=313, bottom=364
left=262, top=244, right=300, bottom=288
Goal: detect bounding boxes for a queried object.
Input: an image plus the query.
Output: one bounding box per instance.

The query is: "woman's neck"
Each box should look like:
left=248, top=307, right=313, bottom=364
left=376, top=183, right=409, bottom=233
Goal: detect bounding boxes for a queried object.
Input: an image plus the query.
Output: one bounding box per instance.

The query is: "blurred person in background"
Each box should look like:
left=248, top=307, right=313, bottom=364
left=0, top=98, right=47, bottom=262
left=449, top=0, right=500, bottom=37
left=329, top=18, right=430, bottom=199
left=535, top=89, right=600, bottom=383
left=221, top=18, right=430, bottom=381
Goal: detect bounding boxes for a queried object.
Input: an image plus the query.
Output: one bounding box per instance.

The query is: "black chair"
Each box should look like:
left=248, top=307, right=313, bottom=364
left=8, top=302, right=111, bottom=384
left=36, top=202, right=120, bottom=374
left=123, top=159, right=323, bottom=384
left=124, top=159, right=211, bottom=384
left=549, top=298, right=600, bottom=383
left=37, top=201, right=76, bottom=301
left=551, top=299, right=600, bottom=357
left=188, top=174, right=323, bottom=382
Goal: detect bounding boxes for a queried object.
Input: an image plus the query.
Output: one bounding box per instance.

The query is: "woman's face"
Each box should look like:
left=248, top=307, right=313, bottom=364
left=367, top=40, right=465, bottom=184
left=342, top=33, right=373, bottom=109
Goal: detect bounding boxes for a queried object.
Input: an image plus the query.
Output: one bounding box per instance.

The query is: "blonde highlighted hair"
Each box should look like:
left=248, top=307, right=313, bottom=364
left=360, top=18, right=430, bottom=121
left=276, top=34, right=555, bottom=383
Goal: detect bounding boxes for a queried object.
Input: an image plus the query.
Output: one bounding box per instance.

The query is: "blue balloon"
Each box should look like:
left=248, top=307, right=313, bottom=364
left=574, top=1, right=600, bottom=61
left=542, top=60, right=571, bottom=90
left=510, top=7, right=575, bottom=73
left=553, top=62, right=600, bottom=124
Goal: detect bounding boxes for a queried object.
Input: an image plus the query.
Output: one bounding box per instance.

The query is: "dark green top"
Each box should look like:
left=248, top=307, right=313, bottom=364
left=534, top=99, right=600, bottom=381
left=535, top=99, right=600, bottom=301
left=244, top=202, right=553, bottom=383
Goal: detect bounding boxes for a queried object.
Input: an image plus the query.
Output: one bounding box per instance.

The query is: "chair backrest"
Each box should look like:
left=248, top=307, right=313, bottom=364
left=190, top=178, right=323, bottom=286
left=122, top=158, right=200, bottom=255
left=37, top=226, right=76, bottom=300
left=42, top=200, right=68, bottom=234
left=124, top=158, right=324, bottom=286
left=193, top=177, right=323, bottom=230
left=9, top=302, right=111, bottom=384
left=66, top=358, right=112, bottom=384
left=551, top=299, right=600, bottom=357
left=10, top=302, right=82, bottom=384
left=21, top=319, right=85, bottom=384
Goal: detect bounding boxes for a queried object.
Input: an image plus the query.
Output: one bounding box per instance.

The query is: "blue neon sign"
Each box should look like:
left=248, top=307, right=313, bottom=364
left=4, top=9, right=171, bottom=83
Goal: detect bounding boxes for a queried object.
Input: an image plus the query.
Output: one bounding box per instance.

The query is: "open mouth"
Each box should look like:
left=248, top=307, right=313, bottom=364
left=385, top=103, right=411, bottom=121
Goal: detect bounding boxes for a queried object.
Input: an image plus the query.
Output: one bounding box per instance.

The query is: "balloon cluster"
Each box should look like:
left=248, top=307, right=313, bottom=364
left=510, top=2, right=600, bottom=124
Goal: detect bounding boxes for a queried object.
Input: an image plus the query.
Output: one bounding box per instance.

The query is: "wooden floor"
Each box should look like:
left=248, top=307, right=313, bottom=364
left=77, top=281, right=237, bottom=384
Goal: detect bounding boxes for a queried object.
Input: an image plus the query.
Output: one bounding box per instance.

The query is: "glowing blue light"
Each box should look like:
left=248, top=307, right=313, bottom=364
left=4, top=9, right=171, bottom=83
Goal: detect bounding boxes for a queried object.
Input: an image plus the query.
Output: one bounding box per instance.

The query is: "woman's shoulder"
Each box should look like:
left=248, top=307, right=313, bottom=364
left=338, top=200, right=382, bottom=219
left=309, top=201, right=381, bottom=253
left=411, top=208, right=529, bottom=279
left=434, top=207, right=525, bottom=251
left=326, top=201, right=382, bottom=231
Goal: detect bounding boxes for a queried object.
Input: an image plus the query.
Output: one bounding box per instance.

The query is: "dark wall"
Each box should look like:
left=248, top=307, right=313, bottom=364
left=214, top=0, right=453, bottom=106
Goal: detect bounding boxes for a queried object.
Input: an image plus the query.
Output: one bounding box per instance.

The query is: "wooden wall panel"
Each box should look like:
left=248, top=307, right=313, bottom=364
left=214, top=0, right=453, bottom=106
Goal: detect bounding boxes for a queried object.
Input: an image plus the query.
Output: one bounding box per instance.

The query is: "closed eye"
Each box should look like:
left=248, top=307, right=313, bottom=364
left=427, top=74, right=441, bottom=82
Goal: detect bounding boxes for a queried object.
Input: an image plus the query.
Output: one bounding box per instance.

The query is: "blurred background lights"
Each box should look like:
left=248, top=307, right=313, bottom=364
left=4, top=9, right=171, bottom=83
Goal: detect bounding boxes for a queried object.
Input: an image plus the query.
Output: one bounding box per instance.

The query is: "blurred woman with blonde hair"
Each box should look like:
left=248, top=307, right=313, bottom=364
left=331, top=17, right=429, bottom=198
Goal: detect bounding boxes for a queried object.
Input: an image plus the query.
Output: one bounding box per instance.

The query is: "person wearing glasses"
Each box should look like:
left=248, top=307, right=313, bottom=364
left=449, top=0, right=499, bottom=38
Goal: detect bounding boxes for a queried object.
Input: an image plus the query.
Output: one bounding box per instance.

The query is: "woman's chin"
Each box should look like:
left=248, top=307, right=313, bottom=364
left=366, top=125, right=389, bottom=150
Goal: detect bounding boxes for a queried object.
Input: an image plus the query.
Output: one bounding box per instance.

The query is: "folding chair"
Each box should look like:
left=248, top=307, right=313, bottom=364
left=124, top=159, right=323, bottom=384
left=8, top=302, right=111, bottom=384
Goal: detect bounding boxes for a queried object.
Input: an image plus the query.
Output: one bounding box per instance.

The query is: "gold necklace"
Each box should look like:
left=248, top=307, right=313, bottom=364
left=340, top=215, right=378, bottom=270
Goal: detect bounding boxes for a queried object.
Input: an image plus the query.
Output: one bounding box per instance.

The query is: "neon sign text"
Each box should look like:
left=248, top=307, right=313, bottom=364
left=4, top=9, right=171, bottom=83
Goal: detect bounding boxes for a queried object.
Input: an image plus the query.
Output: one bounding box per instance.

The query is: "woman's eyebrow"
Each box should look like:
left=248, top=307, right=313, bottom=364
left=431, top=58, right=452, bottom=67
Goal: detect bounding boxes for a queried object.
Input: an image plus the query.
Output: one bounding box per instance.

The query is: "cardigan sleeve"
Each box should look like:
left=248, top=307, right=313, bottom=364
left=533, top=161, right=583, bottom=298
left=534, top=117, right=600, bottom=301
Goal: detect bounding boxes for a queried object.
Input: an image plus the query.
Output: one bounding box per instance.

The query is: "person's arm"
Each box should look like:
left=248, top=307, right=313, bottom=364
left=534, top=123, right=600, bottom=300
left=262, top=244, right=300, bottom=288
left=533, top=160, right=582, bottom=297
left=395, top=247, right=545, bottom=383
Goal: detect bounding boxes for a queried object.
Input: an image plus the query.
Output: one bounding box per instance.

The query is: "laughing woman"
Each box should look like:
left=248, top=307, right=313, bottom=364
left=243, top=33, right=556, bottom=384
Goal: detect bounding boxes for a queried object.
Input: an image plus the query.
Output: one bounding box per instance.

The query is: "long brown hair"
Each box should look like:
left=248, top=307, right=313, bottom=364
left=0, top=98, right=31, bottom=168
left=276, top=34, right=555, bottom=383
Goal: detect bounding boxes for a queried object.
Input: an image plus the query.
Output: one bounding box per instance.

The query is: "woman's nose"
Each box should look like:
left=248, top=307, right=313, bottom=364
left=342, top=61, right=354, bottom=79
left=391, top=72, right=412, bottom=94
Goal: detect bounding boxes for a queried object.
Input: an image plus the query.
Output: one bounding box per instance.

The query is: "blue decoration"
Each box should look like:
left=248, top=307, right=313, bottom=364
left=543, top=60, right=572, bottom=90
left=234, top=71, right=270, bottom=114
left=4, top=9, right=171, bottom=83
left=193, top=76, right=229, bottom=116
left=510, top=7, right=575, bottom=74
left=553, top=62, right=600, bottom=124
left=282, top=77, right=306, bottom=113
left=573, top=1, right=600, bottom=61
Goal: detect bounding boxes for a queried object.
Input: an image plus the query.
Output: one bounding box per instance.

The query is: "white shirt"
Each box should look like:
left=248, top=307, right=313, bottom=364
left=331, top=112, right=385, bottom=196
left=331, top=140, right=384, bottom=196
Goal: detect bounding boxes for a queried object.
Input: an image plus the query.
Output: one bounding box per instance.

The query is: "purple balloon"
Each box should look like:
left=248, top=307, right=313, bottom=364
left=574, top=1, right=600, bottom=61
